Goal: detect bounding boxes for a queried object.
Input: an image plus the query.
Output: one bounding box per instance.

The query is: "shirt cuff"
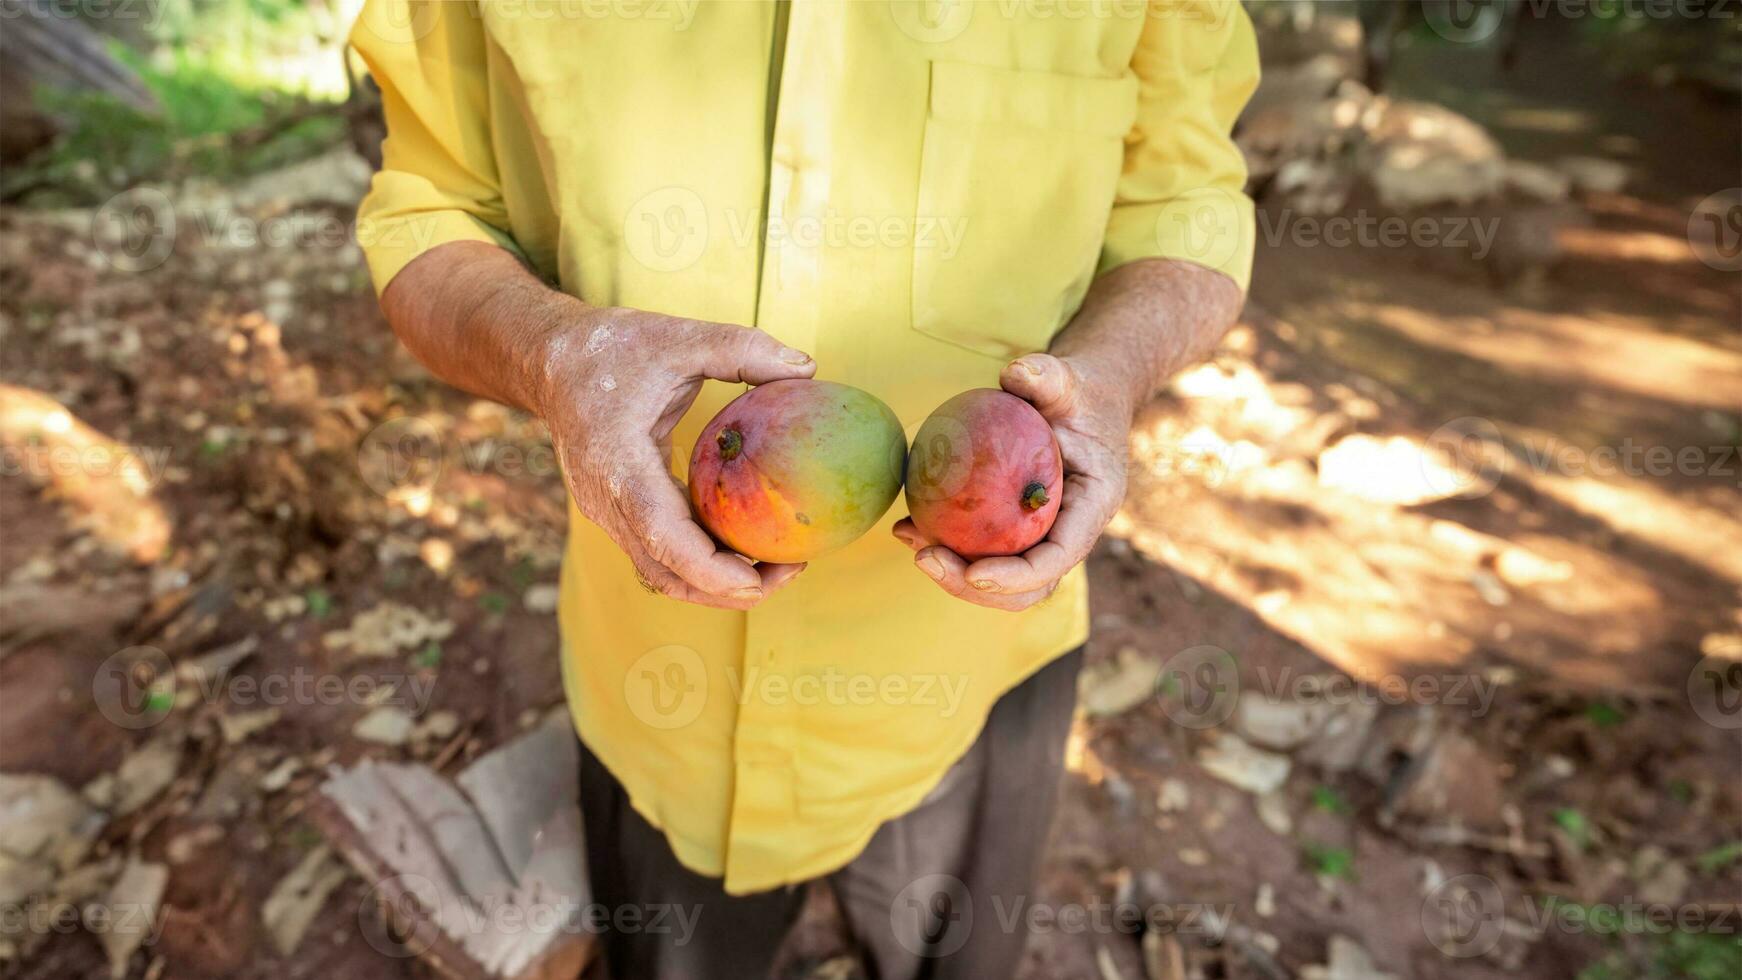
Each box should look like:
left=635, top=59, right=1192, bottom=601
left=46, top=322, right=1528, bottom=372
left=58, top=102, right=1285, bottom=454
left=1098, top=187, right=1255, bottom=293
left=355, top=207, right=520, bottom=298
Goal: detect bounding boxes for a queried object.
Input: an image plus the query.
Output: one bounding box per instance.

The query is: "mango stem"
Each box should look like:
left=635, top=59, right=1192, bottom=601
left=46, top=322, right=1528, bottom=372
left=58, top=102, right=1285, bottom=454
left=1021, top=481, right=1049, bottom=511
left=717, top=428, right=743, bottom=461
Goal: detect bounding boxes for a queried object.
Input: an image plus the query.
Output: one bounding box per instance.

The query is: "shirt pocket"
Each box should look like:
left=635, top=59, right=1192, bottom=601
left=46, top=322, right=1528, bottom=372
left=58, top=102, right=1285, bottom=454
left=911, top=61, right=1138, bottom=360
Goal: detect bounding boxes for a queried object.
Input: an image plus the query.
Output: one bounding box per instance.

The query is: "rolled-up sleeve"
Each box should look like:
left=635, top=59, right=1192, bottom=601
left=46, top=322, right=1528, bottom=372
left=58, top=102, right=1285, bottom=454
left=1099, top=1, right=1260, bottom=291
left=350, top=0, right=518, bottom=295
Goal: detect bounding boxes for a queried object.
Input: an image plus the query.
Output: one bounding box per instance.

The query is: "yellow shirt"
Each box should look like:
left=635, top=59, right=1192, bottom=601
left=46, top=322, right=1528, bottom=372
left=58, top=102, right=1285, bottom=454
left=352, top=0, right=1257, bottom=895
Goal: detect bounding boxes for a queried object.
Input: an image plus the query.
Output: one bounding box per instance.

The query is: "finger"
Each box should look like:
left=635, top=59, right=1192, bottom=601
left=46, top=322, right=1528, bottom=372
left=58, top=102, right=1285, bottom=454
left=614, top=445, right=766, bottom=599
left=891, top=518, right=927, bottom=552
left=999, top=353, right=1080, bottom=420
left=914, top=545, right=971, bottom=598
left=626, top=543, right=764, bottom=610
left=686, top=320, right=817, bottom=386
left=756, top=562, right=807, bottom=594
left=914, top=546, right=1053, bottom=611
left=962, top=472, right=1119, bottom=594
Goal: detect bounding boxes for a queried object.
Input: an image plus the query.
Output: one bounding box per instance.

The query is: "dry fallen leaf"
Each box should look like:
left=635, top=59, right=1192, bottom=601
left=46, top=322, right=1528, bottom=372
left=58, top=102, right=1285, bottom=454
left=261, top=845, right=347, bottom=957
left=92, top=857, right=167, bottom=980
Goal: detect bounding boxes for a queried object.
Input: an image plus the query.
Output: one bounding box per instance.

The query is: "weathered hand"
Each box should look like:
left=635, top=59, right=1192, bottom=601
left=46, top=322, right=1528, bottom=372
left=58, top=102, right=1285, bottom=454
left=893, top=353, right=1130, bottom=611
left=539, top=307, right=818, bottom=608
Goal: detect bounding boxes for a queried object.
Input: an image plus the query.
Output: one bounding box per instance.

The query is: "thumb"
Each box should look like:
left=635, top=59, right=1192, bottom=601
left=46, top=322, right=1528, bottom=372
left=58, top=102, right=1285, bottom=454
left=690, top=322, right=817, bottom=385
left=1000, top=353, right=1079, bottom=420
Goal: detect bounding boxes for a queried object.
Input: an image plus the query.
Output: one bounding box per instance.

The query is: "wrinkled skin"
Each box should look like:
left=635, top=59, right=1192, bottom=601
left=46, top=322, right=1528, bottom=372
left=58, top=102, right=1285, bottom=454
left=893, top=259, right=1246, bottom=612
left=905, top=389, right=1063, bottom=561
left=690, top=380, right=906, bottom=563
left=381, top=241, right=821, bottom=610
left=382, top=242, right=1242, bottom=612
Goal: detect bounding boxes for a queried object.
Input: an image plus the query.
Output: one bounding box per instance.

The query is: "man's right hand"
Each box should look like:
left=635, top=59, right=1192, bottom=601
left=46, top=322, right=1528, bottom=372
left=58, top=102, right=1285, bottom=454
left=379, top=241, right=816, bottom=610
left=533, top=306, right=817, bottom=608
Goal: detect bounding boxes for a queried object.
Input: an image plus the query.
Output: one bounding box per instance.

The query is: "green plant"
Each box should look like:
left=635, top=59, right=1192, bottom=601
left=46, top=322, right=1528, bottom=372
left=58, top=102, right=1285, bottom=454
left=1695, top=841, right=1742, bottom=875
left=1583, top=700, right=1627, bottom=728
left=414, top=642, right=443, bottom=669
left=1579, top=928, right=1742, bottom=980
left=1553, top=807, right=1593, bottom=850
left=5, top=1, right=348, bottom=205
left=1311, top=785, right=1351, bottom=815
left=1302, top=842, right=1356, bottom=881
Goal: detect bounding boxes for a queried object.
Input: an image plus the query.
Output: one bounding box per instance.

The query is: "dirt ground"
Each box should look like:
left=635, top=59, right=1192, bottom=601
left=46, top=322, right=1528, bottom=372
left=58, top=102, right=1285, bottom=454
left=2, top=13, right=1739, bottom=980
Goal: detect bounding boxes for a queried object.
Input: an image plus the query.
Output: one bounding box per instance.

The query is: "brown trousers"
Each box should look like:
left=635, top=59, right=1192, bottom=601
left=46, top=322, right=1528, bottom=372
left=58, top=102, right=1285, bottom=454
left=578, top=648, right=1083, bottom=980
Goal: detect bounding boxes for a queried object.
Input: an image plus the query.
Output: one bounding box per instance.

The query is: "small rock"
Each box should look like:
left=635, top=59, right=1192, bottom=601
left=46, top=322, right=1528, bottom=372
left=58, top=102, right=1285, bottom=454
left=1156, top=778, right=1190, bottom=814
left=1302, top=936, right=1398, bottom=980
left=1502, top=160, right=1571, bottom=203
left=414, top=710, right=461, bottom=742
left=1197, top=733, right=1292, bottom=796
left=1362, top=100, right=1504, bottom=212
left=1235, top=690, right=1338, bottom=750
left=1178, top=848, right=1210, bottom=867
left=352, top=706, right=415, bottom=746
left=1299, top=700, right=1379, bottom=774
left=1557, top=155, right=1629, bottom=195
left=1255, top=882, right=1276, bottom=918
left=1632, top=846, right=1690, bottom=906
left=1078, top=647, right=1163, bottom=718
left=1256, top=792, right=1294, bottom=836
left=523, top=583, right=561, bottom=613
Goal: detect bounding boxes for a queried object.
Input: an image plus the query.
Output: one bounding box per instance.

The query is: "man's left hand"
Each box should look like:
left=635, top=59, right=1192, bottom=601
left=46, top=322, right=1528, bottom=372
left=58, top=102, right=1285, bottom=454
left=893, top=353, right=1131, bottom=612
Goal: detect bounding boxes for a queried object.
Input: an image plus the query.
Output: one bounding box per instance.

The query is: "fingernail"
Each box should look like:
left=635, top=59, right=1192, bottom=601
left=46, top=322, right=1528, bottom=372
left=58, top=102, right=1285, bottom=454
left=971, top=578, right=996, bottom=591
left=778, top=346, right=812, bottom=366
left=732, top=586, right=764, bottom=600
left=918, top=554, right=946, bottom=581
left=1016, top=358, right=1044, bottom=377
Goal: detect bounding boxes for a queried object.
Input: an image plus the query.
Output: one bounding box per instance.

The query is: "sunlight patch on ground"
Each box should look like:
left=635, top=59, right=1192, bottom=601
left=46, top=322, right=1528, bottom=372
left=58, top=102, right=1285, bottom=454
left=1524, top=466, right=1742, bottom=586
left=1114, top=314, right=1723, bottom=689
left=1315, top=434, right=1470, bottom=506
left=1358, top=301, right=1742, bottom=412
left=1559, top=225, right=1703, bottom=266
left=0, top=386, right=171, bottom=563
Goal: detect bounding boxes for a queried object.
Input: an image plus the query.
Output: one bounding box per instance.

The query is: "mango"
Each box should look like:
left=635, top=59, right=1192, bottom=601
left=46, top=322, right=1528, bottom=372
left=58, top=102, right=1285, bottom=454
left=905, top=389, right=1062, bottom=560
left=689, top=380, right=906, bottom=563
